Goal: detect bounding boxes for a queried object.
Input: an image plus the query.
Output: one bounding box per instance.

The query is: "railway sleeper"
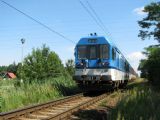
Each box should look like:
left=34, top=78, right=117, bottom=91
left=27, top=114, right=49, bottom=119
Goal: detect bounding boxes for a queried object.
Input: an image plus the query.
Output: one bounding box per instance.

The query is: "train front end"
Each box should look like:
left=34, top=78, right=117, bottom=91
left=73, top=35, right=112, bottom=90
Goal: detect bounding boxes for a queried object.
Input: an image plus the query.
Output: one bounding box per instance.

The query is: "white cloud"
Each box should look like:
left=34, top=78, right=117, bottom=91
left=133, top=7, right=147, bottom=16
left=127, top=52, right=145, bottom=61
left=127, top=52, right=145, bottom=74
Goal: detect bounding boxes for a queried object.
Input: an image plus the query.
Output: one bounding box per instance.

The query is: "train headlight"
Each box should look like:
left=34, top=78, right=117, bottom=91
left=80, top=62, right=83, bottom=65
left=76, top=60, right=86, bottom=68
left=104, top=62, right=109, bottom=66
left=75, top=62, right=81, bottom=68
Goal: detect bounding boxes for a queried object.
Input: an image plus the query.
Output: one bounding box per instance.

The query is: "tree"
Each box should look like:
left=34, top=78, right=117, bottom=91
left=17, top=44, right=64, bottom=82
left=138, top=2, right=160, bottom=42
left=138, top=2, right=160, bottom=85
left=65, top=59, right=75, bottom=76
left=138, top=45, right=160, bottom=84
left=0, top=62, right=18, bottom=75
left=7, top=62, right=18, bottom=74
left=0, top=66, right=7, bottom=73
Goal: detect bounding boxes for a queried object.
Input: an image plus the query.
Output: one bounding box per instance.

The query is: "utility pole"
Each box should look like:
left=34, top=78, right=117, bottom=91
left=21, top=38, right=25, bottom=64
left=20, top=38, right=25, bottom=82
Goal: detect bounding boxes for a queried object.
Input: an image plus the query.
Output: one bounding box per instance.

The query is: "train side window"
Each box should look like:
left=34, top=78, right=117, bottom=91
left=112, top=48, right=116, bottom=60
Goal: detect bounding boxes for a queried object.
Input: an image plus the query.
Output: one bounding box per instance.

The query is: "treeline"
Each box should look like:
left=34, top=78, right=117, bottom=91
left=0, top=62, right=19, bottom=75
left=138, top=2, right=160, bottom=85
left=0, top=44, right=75, bottom=82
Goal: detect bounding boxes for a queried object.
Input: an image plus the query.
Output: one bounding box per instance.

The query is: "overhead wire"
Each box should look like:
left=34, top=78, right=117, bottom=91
left=85, top=1, right=117, bottom=42
left=0, top=0, right=75, bottom=44
left=79, top=0, right=131, bottom=63
left=86, top=1, right=112, bottom=37
left=87, top=1, right=133, bottom=66
left=1, top=0, right=134, bottom=64
left=79, top=0, right=107, bottom=35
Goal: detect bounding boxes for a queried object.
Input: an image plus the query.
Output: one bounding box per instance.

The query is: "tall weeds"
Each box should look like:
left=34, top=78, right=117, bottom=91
left=0, top=76, right=79, bottom=112
left=109, top=80, right=160, bottom=120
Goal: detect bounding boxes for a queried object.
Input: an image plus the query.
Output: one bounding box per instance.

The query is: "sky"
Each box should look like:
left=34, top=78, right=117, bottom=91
left=0, top=0, right=159, bottom=73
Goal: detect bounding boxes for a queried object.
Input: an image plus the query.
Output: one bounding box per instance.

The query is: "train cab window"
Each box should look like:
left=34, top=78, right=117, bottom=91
left=112, top=48, right=116, bottom=60
left=89, top=45, right=97, bottom=59
left=100, top=45, right=109, bottom=59
left=77, top=46, right=87, bottom=59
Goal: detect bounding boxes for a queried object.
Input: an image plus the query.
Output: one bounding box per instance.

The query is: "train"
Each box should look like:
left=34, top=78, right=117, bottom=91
left=73, top=33, right=137, bottom=90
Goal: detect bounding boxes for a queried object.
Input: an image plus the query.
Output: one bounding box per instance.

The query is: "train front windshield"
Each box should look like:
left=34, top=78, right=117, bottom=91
left=77, top=44, right=109, bottom=59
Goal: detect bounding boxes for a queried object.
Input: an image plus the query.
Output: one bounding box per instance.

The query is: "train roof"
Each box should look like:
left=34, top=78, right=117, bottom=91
left=77, top=36, right=114, bottom=46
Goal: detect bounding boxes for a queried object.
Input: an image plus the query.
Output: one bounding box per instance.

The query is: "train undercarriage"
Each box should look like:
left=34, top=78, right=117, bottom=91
left=73, top=75, right=128, bottom=91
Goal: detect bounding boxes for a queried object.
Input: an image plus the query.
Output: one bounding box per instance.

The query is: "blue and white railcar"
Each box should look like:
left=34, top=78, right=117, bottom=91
left=73, top=34, right=136, bottom=90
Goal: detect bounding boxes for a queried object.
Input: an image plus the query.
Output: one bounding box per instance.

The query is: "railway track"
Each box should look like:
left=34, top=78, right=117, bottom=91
left=0, top=93, right=108, bottom=120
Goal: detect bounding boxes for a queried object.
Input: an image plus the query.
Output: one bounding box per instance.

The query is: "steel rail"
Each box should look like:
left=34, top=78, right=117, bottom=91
left=47, top=93, right=107, bottom=120
left=0, top=93, right=108, bottom=120
left=0, top=93, right=83, bottom=120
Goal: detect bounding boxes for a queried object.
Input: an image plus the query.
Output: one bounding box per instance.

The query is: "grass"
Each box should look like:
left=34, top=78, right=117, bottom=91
left=99, top=79, right=160, bottom=120
left=0, top=76, right=79, bottom=112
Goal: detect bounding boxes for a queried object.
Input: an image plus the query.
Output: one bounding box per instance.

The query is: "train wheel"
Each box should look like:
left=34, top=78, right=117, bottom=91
left=119, top=80, right=124, bottom=89
left=111, top=82, right=115, bottom=91
left=121, top=80, right=128, bottom=89
left=111, top=81, right=119, bottom=90
left=116, top=81, right=120, bottom=90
